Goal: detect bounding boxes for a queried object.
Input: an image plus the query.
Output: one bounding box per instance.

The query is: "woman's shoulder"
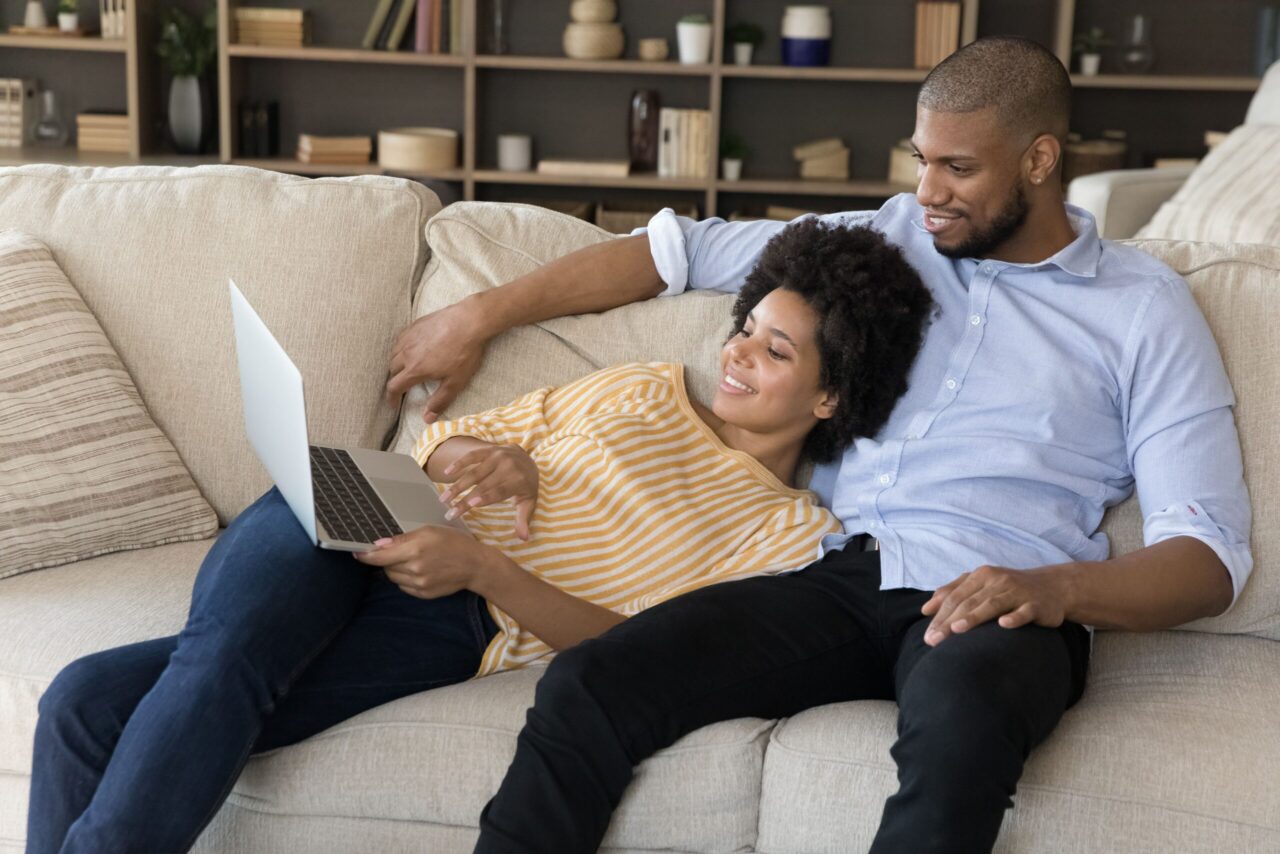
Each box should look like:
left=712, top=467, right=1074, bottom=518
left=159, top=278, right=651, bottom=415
left=572, top=362, right=684, bottom=401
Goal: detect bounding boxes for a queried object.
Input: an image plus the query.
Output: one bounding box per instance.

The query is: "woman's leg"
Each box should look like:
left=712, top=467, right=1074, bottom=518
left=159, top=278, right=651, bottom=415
left=46, top=488, right=374, bottom=854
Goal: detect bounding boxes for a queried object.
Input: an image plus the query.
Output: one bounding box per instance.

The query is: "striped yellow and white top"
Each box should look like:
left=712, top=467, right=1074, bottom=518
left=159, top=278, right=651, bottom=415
left=413, top=362, right=842, bottom=677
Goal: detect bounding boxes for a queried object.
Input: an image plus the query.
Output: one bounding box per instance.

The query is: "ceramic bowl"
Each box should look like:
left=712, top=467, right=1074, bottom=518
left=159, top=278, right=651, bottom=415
left=563, top=22, right=625, bottom=60
left=638, top=37, right=669, bottom=61
left=570, top=0, right=617, bottom=24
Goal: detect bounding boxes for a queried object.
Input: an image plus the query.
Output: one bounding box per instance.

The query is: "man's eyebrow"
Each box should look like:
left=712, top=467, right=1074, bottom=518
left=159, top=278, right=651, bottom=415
left=908, top=141, right=977, bottom=164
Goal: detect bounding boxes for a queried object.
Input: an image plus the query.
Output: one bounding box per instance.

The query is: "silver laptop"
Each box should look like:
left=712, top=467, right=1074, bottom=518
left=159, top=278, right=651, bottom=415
left=229, top=279, right=466, bottom=551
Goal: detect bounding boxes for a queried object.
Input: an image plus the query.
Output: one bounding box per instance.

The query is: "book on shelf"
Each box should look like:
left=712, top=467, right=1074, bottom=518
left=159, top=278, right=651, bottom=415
left=450, top=0, right=462, bottom=54
left=431, top=0, right=443, bottom=53
left=657, top=108, right=711, bottom=179
left=234, top=7, right=305, bottom=23
left=792, top=137, right=844, bottom=161
left=387, top=0, right=418, bottom=51
left=297, top=134, right=373, bottom=164
left=536, top=158, right=631, bottom=178
left=237, top=100, right=280, bottom=158
left=363, top=0, right=397, bottom=49
left=799, top=146, right=850, bottom=180
left=76, top=110, right=130, bottom=153
left=0, top=79, right=37, bottom=148
left=414, top=0, right=432, bottom=53
left=914, top=1, right=961, bottom=69
left=376, top=0, right=404, bottom=50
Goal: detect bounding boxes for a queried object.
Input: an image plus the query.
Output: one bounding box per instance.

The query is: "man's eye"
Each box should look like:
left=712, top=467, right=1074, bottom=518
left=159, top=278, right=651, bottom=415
left=949, top=164, right=970, bottom=175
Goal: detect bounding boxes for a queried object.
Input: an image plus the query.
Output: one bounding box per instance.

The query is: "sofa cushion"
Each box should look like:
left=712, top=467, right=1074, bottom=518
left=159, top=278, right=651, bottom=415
left=0, top=231, right=217, bottom=580
left=1103, top=240, right=1280, bottom=639
left=391, top=202, right=736, bottom=457
left=755, top=630, right=1280, bottom=853
left=0, top=539, right=769, bottom=853
left=1136, top=125, right=1280, bottom=245
left=0, top=165, right=439, bottom=524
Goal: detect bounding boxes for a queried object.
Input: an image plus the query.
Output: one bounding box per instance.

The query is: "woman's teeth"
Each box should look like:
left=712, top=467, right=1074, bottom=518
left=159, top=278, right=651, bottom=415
left=725, top=374, right=756, bottom=393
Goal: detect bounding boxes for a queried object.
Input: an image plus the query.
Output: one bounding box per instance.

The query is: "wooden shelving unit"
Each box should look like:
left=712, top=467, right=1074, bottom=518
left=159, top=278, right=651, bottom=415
left=2, top=0, right=1263, bottom=219
left=0, top=3, right=159, bottom=159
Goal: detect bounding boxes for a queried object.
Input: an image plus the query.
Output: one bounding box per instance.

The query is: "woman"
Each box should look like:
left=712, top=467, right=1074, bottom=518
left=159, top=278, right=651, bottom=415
left=27, top=218, right=931, bottom=853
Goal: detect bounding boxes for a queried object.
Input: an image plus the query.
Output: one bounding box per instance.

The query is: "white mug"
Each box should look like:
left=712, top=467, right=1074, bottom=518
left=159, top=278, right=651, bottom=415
left=497, top=134, right=532, bottom=172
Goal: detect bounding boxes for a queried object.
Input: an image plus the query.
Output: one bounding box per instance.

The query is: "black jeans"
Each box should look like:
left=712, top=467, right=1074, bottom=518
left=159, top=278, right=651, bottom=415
left=475, top=546, right=1090, bottom=854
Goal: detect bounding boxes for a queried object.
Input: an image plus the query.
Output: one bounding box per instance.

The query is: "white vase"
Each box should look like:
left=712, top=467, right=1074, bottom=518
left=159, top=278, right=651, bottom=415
left=58, top=12, right=78, bottom=32
left=23, top=1, right=49, bottom=28
left=676, top=21, right=712, bottom=65
left=733, top=42, right=754, bottom=65
left=721, top=158, right=743, bottom=181
left=1080, top=53, right=1101, bottom=76
left=168, top=75, right=208, bottom=154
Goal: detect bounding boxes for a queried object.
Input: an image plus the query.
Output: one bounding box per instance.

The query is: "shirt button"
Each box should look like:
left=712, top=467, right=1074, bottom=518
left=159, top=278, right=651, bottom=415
left=945, top=378, right=958, bottom=390
left=970, top=314, right=982, bottom=325
left=906, top=433, right=918, bottom=440
left=879, top=474, right=892, bottom=485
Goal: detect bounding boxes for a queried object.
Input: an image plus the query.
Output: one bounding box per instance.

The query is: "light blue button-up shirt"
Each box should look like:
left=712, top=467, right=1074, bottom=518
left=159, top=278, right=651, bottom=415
left=640, top=193, right=1253, bottom=605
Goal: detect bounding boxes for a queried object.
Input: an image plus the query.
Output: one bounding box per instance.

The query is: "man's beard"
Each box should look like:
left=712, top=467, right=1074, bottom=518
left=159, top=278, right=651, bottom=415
left=934, top=183, right=1029, bottom=259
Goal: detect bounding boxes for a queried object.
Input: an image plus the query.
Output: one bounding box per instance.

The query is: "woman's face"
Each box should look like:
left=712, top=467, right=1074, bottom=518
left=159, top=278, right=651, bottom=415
left=713, top=288, right=836, bottom=435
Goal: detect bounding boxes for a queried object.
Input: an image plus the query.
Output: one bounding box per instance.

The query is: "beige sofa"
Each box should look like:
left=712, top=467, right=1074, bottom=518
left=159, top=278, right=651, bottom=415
left=0, top=164, right=1278, bottom=854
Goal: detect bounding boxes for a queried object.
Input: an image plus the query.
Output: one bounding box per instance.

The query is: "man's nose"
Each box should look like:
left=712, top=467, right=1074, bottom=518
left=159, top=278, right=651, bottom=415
left=915, top=164, right=947, bottom=208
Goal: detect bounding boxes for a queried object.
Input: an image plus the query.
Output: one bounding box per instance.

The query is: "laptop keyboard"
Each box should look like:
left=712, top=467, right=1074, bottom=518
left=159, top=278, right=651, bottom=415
left=309, top=446, right=403, bottom=544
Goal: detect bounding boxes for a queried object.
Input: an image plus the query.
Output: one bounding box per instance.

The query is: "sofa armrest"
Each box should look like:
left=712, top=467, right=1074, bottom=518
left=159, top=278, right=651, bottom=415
left=1067, top=166, right=1196, bottom=240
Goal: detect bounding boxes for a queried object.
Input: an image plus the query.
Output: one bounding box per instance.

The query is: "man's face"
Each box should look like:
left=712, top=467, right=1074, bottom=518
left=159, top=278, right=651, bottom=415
left=911, top=106, right=1031, bottom=259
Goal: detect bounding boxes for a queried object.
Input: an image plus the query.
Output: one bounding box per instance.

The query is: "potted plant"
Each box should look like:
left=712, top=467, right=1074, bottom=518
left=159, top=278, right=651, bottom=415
left=726, top=21, right=764, bottom=66
left=57, top=0, right=78, bottom=33
left=720, top=133, right=749, bottom=181
left=1072, top=26, right=1111, bottom=76
left=676, top=13, right=712, bottom=65
left=156, top=5, right=217, bottom=154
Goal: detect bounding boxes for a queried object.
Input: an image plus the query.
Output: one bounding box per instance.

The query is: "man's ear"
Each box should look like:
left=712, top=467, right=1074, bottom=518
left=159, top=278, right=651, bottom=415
left=814, top=392, right=838, bottom=421
left=1025, top=133, right=1061, bottom=186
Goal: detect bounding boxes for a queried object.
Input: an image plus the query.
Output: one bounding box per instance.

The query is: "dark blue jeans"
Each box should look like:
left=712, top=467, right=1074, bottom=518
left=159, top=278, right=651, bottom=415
left=26, top=488, right=497, bottom=854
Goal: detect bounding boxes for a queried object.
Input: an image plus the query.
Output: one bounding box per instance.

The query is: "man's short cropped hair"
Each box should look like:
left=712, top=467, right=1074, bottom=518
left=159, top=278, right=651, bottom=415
left=919, top=36, right=1071, bottom=144
left=732, top=218, right=933, bottom=464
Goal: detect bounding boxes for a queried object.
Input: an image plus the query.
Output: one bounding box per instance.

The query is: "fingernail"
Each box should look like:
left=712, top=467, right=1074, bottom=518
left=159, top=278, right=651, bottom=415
left=952, top=620, right=967, bottom=632
left=467, top=496, right=482, bottom=507
left=439, top=490, right=452, bottom=503
left=423, top=411, right=437, bottom=423
left=373, top=538, right=393, bottom=547
left=445, top=508, right=458, bottom=520
left=444, top=464, right=455, bottom=475
left=925, top=629, right=941, bottom=644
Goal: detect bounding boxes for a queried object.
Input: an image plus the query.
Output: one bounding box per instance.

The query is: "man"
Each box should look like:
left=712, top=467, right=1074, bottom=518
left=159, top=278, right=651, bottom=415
left=386, top=38, right=1251, bottom=853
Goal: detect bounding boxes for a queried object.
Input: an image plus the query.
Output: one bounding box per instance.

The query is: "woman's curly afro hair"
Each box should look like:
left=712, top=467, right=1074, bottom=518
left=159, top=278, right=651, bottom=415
left=731, top=217, right=934, bottom=464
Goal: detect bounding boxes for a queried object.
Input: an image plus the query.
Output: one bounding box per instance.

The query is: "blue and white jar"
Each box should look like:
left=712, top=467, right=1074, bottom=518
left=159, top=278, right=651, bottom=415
left=781, top=6, right=832, bottom=67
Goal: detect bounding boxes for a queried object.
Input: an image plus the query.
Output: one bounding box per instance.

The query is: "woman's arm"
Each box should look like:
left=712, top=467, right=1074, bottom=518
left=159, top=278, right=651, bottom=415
left=423, top=435, right=493, bottom=481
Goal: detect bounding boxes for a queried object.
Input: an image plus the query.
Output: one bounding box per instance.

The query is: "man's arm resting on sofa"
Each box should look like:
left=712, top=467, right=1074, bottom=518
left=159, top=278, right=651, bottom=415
left=385, top=234, right=663, bottom=419
left=920, top=536, right=1234, bottom=646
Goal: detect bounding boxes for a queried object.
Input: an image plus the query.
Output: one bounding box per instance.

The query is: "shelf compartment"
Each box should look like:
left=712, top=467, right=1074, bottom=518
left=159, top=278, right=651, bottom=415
left=227, top=44, right=467, bottom=67
left=0, top=34, right=127, bottom=53
left=473, top=169, right=707, bottom=191
left=474, top=55, right=713, bottom=76
left=233, top=157, right=465, bottom=181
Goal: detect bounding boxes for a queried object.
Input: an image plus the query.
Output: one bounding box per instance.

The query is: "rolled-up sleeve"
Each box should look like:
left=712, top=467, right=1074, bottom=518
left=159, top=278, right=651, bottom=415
left=632, top=208, right=875, bottom=297
left=1122, top=277, right=1253, bottom=607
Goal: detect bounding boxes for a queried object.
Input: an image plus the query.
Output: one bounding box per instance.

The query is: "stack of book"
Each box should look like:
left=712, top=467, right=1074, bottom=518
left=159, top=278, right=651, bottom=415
left=235, top=7, right=310, bottom=48
left=794, top=137, right=849, bottom=180
left=657, top=108, right=711, bottom=179
left=362, top=0, right=463, bottom=53
left=0, top=79, right=36, bottom=148
left=536, top=158, right=631, bottom=179
left=914, top=1, right=962, bottom=69
left=297, top=134, right=373, bottom=165
left=76, top=111, right=130, bottom=153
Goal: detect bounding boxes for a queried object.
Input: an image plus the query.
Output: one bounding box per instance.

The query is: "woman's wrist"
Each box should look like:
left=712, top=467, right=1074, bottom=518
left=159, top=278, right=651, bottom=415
left=467, top=543, right=518, bottom=600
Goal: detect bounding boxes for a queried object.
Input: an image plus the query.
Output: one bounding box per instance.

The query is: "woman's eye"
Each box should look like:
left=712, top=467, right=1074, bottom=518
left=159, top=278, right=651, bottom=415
left=768, top=348, right=785, bottom=360
left=739, top=328, right=752, bottom=338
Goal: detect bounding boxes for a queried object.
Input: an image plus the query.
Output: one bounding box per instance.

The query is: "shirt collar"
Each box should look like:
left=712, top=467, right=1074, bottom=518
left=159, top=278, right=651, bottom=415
left=910, top=202, right=1103, bottom=279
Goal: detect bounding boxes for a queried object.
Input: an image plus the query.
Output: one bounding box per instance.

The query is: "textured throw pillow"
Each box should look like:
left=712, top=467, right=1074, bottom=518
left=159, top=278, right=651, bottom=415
left=0, top=230, right=218, bottom=580
left=391, top=202, right=737, bottom=456
left=1136, top=124, right=1280, bottom=244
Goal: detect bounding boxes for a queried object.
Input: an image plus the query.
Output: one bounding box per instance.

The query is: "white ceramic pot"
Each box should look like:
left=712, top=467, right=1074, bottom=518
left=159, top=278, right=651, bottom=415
left=721, top=158, right=743, bottom=181
left=23, top=1, right=48, bottom=29
left=58, top=12, right=78, bottom=32
left=733, top=42, right=754, bottom=65
left=497, top=133, right=532, bottom=171
left=782, top=6, right=832, bottom=39
left=570, top=0, right=616, bottom=24
left=563, top=21, right=625, bottom=60
left=1079, top=53, right=1101, bottom=75
left=676, top=21, right=712, bottom=65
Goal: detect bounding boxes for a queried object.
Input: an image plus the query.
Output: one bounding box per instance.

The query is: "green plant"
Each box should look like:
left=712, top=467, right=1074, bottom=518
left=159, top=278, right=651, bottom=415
left=1072, top=26, right=1111, bottom=55
left=58, top=0, right=77, bottom=14
left=156, top=6, right=218, bottom=78
left=720, top=133, right=749, bottom=160
left=726, top=21, right=764, bottom=46
left=679, top=13, right=710, bottom=25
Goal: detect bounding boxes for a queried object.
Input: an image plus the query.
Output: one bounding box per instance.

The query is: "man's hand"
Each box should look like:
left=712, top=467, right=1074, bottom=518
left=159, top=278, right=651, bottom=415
left=385, top=298, right=489, bottom=422
left=353, top=525, right=500, bottom=600
left=439, top=444, right=540, bottom=540
left=920, top=564, right=1075, bottom=646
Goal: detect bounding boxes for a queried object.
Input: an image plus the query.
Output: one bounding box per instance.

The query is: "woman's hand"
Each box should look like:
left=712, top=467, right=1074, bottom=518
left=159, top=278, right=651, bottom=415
left=353, top=525, right=501, bottom=600
left=439, top=444, right=540, bottom=540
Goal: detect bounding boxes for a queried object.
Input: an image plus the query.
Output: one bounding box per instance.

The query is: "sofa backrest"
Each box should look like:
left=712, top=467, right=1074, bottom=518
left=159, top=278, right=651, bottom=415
left=399, top=204, right=1279, bottom=640
left=1245, top=59, right=1280, bottom=126
left=0, top=165, right=439, bottom=523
